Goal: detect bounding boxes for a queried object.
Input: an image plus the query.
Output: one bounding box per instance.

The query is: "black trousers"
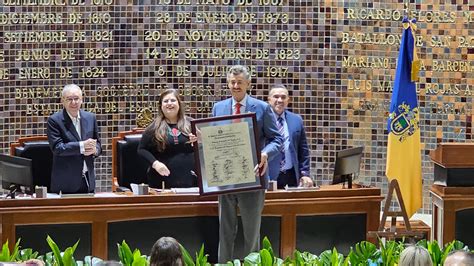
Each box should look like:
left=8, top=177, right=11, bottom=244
left=277, top=167, right=297, bottom=189
left=77, top=172, right=91, bottom=193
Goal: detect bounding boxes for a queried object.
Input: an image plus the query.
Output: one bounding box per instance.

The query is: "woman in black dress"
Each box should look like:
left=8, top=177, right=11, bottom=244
left=138, top=89, right=197, bottom=188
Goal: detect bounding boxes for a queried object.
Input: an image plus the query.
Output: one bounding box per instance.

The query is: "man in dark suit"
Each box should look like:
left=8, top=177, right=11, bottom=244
left=47, top=84, right=102, bottom=193
left=212, top=65, right=283, bottom=263
left=267, top=85, right=313, bottom=188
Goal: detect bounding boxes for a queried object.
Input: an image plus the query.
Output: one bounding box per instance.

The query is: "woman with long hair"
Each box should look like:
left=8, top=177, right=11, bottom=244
left=138, top=89, right=197, bottom=188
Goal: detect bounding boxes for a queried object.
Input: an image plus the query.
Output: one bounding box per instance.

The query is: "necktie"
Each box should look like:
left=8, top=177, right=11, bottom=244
left=234, top=102, right=241, bottom=115
left=277, top=116, right=286, bottom=170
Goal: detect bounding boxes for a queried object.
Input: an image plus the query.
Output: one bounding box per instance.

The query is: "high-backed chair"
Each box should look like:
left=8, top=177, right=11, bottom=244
left=112, top=128, right=149, bottom=191
left=10, top=136, right=53, bottom=191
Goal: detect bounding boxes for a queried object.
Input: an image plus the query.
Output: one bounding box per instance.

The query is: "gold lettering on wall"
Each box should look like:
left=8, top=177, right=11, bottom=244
left=15, top=49, right=51, bottom=61
left=0, top=13, right=62, bottom=24
left=0, top=69, right=9, bottom=80
left=342, top=56, right=391, bottom=69
left=18, top=67, right=51, bottom=79
left=432, top=60, right=474, bottom=72
left=4, top=0, right=67, bottom=5
left=458, top=36, right=474, bottom=48
left=345, top=8, right=455, bottom=23
left=341, top=32, right=401, bottom=45
left=15, top=87, right=62, bottom=99
left=4, top=31, right=67, bottom=43
left=184, top=30, right=252, bottom=42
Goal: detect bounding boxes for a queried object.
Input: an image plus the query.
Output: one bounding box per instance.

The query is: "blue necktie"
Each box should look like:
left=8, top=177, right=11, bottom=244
left=277, top=117, right=286, bottom=170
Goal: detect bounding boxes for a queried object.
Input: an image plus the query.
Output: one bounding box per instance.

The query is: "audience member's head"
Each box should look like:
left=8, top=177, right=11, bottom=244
left=24, top=259, right=46, bottom=266
left=149, top=237, right=183, bottom=266
left=444, top=250, right=474, bottom=266
left=398, top=245, right=433, bottom=266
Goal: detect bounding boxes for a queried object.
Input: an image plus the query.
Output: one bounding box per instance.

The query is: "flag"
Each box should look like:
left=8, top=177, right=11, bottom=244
left=386, top=17, right=422, bottom=218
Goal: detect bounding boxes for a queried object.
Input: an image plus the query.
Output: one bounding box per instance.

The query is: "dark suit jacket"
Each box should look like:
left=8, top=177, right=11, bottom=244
left=212, top=95, right=283, bottom=179
left=47, top=109, right=102, bottom=193
left=268, top=110, right=310, bottom=183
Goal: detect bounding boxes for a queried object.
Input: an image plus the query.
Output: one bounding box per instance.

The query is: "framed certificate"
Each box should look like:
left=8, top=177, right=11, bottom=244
left=191, top=113, right=263, bottom=196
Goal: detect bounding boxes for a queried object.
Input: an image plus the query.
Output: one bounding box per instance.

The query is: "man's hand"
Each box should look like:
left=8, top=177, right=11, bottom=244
left=299, top=176, right=314, bottom=187
left=152, top=160, right=170, bottom=176
left=257, top=152, right=268, bottom=177
left=84, top=138, right=97, bottom=156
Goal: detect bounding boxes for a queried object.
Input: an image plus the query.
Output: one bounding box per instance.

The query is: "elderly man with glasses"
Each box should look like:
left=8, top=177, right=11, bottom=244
left=47, top=84, right=102, bottom=194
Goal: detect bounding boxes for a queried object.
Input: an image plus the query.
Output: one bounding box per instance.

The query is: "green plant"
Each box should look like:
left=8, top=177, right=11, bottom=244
left=283, top=250, right=319, bottom=265
left=116, top=240, right=147, bottom=266
left=180, top=243, right=211, bottom=266
left=378, top=239, right=403, bottom=266
left=0, top=239, right=21, bottom=262
left=417, top=239, right=466, bottom=265
left=45, top=235, right=80, bottom=266
left=243, top=237, right=283, bottom=266
left=318, top=247, right=348, bottom=266
left=18, top=248, right=39, bottom=261
left=347, top=241, right=379, bottom=266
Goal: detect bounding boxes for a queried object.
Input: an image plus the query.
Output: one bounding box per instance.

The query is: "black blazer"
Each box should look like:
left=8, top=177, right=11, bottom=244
left=47, top=109, right=102, bottom=193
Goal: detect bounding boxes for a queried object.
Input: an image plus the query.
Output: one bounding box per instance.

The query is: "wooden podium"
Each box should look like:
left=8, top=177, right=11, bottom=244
left=430, top=142, right=474, bottom=167
left=429, top=143, right=474, bottom=247
left=430, top=143, right=474, bottom=186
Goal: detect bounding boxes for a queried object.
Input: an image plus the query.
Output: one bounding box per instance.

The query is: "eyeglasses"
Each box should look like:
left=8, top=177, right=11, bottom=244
left=65, top=97, right=81, bottom=103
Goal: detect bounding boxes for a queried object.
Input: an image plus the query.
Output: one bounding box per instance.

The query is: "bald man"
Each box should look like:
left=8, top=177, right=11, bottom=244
left=267, top=84, right=313, bottom=188
left=444, top=250, right=474, bottom=266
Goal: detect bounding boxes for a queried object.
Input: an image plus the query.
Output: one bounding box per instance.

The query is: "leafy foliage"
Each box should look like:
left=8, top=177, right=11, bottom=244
left=179, top=243, right=210, bottom=266
left=0, top=239, right=20, bottom=262
left=417, top=239, right=467, bottom=265
left=18, top=248, right=39, bottom=261
left=378, top=239, right=404, bottom=266
left=45, top=235, right=80, bottom=266
left=117, top=240, right=147, bottom=266
left=318, top=247, right=348, bottom=266
left=243, top=237, right=284, bottom=266
left=1, top=236, right=474, bottom=266
left=347, top=241, right=379, bottom=266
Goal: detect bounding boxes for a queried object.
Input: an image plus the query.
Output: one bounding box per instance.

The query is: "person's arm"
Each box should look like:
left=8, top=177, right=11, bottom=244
left=297, top=117, right=310, bottom=178
left=293, top=115, right=313, bottom=187
left=137, top=127, right=160, bottom=165
left=47, top=116, right=81, bottom=156
left=261, top=104, right=283, bottom=160
left=137, top=126, right=171, bottom=176
left=259, top=104, right=283, bottom=174
left=93, top=115, right=102, bottom=156
left=84, top=114, right=102, bottom=157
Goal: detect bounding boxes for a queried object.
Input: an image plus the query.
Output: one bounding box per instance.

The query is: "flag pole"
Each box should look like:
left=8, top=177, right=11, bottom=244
left=404, top=0, right=409, bottom=16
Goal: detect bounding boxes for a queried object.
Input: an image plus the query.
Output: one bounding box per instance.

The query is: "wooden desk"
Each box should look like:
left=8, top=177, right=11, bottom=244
left=0, top=185, right=382, bottom=260
left=430, top=185, right=474, bottom=246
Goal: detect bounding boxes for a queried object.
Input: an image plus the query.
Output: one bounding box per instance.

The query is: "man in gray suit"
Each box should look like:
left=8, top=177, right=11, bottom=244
left=47, top=84, right=102, bottom=193
left=212, top=65, right=283, bottom=262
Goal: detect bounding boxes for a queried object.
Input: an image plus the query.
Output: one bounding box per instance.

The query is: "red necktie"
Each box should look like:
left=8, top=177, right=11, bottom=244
left=234, top=103, right=241, bottom=115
